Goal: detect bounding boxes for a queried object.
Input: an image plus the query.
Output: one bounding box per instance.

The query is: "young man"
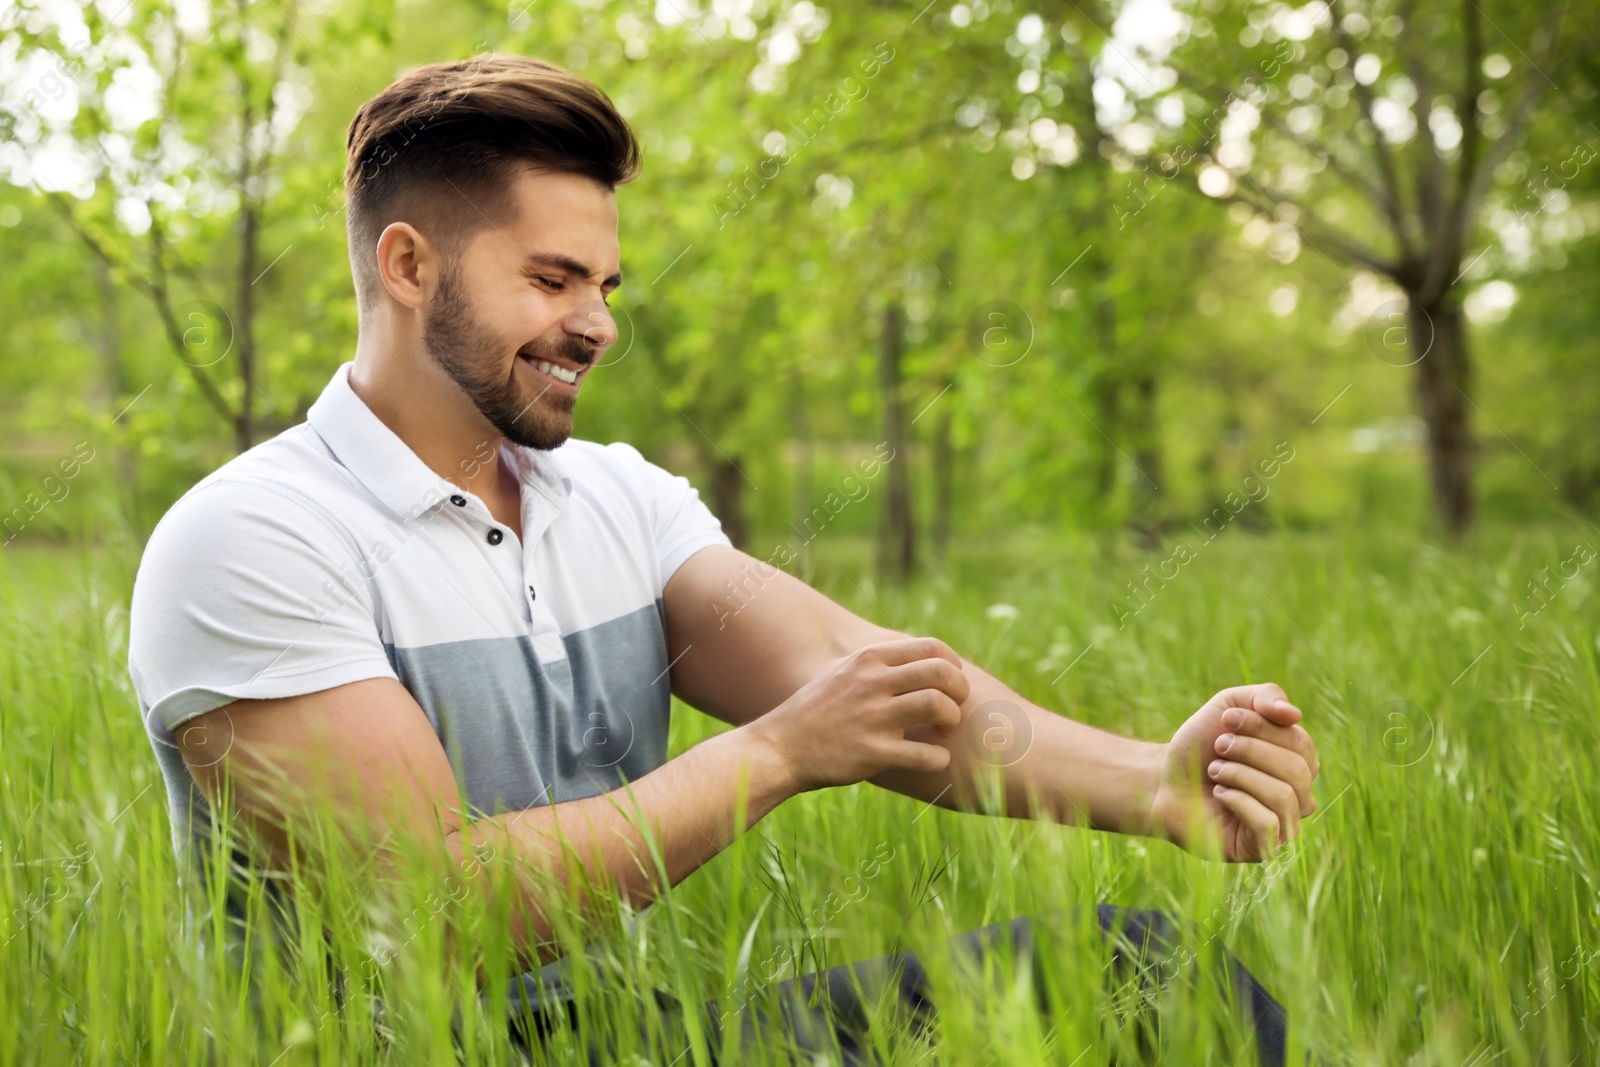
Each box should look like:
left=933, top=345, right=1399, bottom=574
left=128, top=55, right=1319, bottom=1063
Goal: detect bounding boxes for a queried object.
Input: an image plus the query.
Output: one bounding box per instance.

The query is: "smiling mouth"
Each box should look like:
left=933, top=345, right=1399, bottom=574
left=532, top=358, right=578, bottom=384
left=517, top=349, right=587, bottom=387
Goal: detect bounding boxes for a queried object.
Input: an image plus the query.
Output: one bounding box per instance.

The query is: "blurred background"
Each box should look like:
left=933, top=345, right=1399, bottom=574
left=0, top=0, right=1595, bottom=579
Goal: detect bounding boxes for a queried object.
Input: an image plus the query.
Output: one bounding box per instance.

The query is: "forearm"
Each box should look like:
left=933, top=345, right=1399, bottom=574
left=660, top=549, right=1318, bottom=866
left=804, top=620, right=1165, bottom=835
left=450, top=724, right=794, bottom=970
left=869, top=657, right=1166, bottom=837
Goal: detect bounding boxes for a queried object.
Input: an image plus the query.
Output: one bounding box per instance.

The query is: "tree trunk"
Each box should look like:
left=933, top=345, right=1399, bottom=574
left=1075, top=38, right=1124, bottom=507
left=1131, top=368, right=1163, bottom=505
left=1129, top=368, right=1164, bottom=547
left=235, top=80, right=258, bottom=455
left=931, top=400, right=953, bottom=565
left=1091, top=346, right=1121, bottom=501
left=92, top=258, right=142, bottom=537
left=1084, top=195, right=1120, bottom=502
left=788, top=368, right=813, bottom=571
left=710, top=458, right=749, bottom=551
left=1410, top=297, right=1474, bottom=534
left=235, top=208, right=257, bottom=453
left=878, top=302, right=915, bottom=584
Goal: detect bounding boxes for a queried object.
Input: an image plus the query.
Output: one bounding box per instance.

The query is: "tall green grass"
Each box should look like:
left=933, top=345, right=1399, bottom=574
left=1, top=525, right=1596, bottom=1064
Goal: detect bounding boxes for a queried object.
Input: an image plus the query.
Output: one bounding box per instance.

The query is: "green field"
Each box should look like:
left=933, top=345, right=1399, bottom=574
left=2, top=527, right=1595, bottom=1065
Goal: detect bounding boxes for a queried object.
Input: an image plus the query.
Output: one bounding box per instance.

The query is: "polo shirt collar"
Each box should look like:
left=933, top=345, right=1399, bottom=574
left=306, top=360, right=571, bottom=521
left=502, top=436, right=573, bottom=509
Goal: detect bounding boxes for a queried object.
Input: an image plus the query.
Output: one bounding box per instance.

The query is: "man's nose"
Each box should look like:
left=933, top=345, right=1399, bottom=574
left=567, top=299, right=618, bottom=353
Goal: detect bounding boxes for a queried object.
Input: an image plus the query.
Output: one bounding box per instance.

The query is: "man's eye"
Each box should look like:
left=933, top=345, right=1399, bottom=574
left=535, top=276, right=564, bottom=291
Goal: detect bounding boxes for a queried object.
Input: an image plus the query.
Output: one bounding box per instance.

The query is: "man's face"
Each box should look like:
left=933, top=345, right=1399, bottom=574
left=421, top=167, right=622, bottom=451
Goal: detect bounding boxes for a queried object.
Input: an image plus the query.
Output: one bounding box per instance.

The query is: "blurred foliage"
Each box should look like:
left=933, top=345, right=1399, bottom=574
left=0, top=0, right=1596, bottom=564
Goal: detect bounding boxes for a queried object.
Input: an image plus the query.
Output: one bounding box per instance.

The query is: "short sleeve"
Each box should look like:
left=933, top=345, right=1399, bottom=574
left=605, top=443, right=733, bottom=589
left=128, top=476, right=399, bottom=742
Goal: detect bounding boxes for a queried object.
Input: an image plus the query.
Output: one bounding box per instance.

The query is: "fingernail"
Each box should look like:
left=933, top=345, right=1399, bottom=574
left=1216, top=734, right=1234, bottom=753
left=1208, top=760, right=1224, bottom=778
left=1213, top=784, right=1228, bottom=795
left=1221, top=708, right=1245, bottom=729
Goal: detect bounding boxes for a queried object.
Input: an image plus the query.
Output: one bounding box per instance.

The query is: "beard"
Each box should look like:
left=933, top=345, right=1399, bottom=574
left=421, top=260, right=591, bottom=451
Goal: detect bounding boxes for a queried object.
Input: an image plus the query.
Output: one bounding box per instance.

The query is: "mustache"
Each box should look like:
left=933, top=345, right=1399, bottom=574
left=518, top=335, right=595, bottom=366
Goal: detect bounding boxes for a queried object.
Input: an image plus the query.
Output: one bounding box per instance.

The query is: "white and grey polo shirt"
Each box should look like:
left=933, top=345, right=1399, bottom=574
left=128, top=360, right=732, bottom=865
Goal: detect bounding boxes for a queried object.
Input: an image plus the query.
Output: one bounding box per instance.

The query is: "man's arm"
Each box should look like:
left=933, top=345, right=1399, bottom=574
left=178, top=629, right=970, bottom=973
left=179, top=678, right=793, bottom=972
left=664, top=546, right=1319, bottom=861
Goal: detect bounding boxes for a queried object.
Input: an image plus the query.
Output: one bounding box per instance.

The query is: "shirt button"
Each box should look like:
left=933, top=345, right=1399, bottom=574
left=528, top=585, right=537, bottom=601
left=450, top=494, right=467, bottom=507
left=487, top=529, right=503, bottom=545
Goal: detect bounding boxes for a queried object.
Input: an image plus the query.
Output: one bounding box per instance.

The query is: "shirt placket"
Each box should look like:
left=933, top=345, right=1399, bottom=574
left=441, top=452, right=568, bottom=659
left=518, top=478, right=569, bottom=662
left=444, top=489, right=537, bottom=632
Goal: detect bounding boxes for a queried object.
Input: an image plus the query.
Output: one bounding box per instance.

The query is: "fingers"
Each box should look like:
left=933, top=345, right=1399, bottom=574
left=887, top=687, right=964, bottom=733
left=1209, top=759, right=1301, bottom=841
left=872, top=636, right=963, bottom=671
left=1212, top=784, right=1284, bottom=861
left=870, top=641, right=972, bottom=735
left=1214, top=731, right=1316, bottom=816
left=1221, top=706, right=1321, bottom=778
left=884, top=656, right=972, bottom=703
left=1214, top=682, right=1301, bottom=727
left=885, top=737, right=952, bottom=775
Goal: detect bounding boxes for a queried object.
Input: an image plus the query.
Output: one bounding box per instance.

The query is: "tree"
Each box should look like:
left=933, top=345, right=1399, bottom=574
left=1153, top=0, right=1569, bottom=532
left=13, top=2, right=269, bottom=453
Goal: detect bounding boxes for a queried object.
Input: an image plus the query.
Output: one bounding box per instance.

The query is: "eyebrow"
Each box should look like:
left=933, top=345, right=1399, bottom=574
left=521, top=250, right=622, bottom=289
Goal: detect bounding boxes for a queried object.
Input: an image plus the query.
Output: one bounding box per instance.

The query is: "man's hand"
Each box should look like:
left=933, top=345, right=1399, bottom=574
left=1149, top=683, right=1321, bottom=862
left=746, top=637, right=971, bottom=792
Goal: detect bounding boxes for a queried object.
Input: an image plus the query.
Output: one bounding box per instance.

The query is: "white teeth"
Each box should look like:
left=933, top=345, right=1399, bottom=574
left=533, top=359, right=578, bottom=384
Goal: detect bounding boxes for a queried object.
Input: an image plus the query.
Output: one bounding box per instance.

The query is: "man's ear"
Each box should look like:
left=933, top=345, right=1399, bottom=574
left=374, top=221, right=435, bottom=310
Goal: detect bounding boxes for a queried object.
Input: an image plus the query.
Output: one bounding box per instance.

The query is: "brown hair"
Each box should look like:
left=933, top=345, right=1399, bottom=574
left=343, top=54, right=640, bottom=311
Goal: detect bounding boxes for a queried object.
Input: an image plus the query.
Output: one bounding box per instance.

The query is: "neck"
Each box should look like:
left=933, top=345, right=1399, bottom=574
left=349, top=331, right=513, bottom=504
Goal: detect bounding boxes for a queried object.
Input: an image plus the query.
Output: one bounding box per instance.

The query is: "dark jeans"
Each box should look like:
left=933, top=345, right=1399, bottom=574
left=505, top=905, right=1288, bottom=1066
